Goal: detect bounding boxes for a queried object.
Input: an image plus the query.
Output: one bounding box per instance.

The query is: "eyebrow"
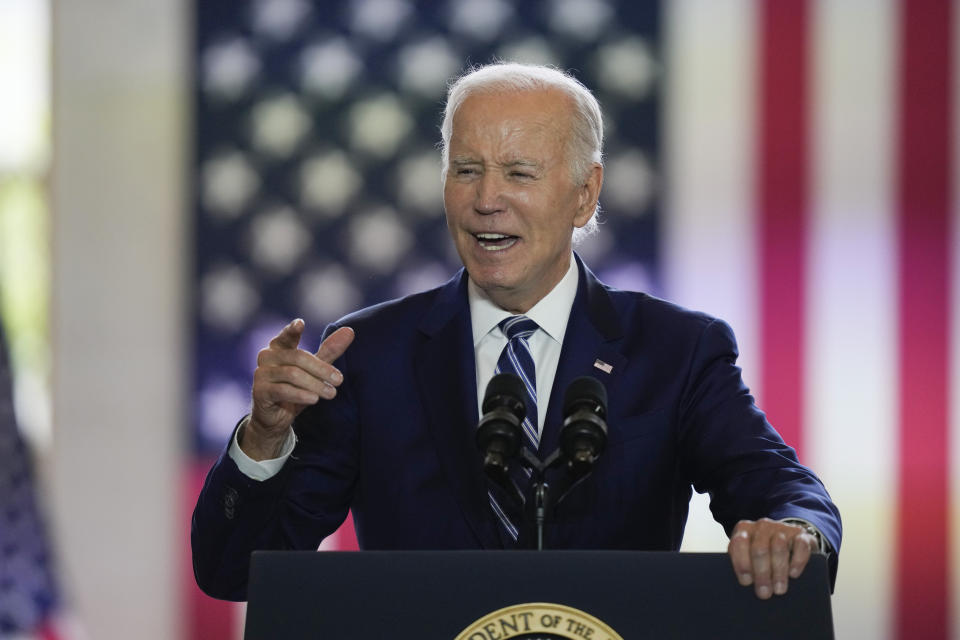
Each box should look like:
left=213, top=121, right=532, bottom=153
left=504, top=159, right=541, bottom=169
left=448, top=156, right=543, bottom=170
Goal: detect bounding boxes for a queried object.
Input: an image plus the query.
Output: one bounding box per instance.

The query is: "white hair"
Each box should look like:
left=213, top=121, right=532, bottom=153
left=439, top=62, right=604, bottom=242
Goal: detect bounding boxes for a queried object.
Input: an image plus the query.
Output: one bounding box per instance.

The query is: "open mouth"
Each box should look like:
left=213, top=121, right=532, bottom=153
left=474, top=232, right=519, bottom=251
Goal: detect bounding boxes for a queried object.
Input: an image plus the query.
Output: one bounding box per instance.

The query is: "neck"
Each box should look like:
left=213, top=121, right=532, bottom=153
left=480, top=255, right=576, bottom=314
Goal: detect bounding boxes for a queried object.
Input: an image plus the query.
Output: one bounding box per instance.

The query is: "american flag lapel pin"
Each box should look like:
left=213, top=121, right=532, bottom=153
left=593, top=359, right=613, bottom=374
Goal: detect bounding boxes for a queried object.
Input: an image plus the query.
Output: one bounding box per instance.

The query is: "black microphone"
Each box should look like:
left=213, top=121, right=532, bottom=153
left=475, top=373, right=527, bottom=475
left=559, top=376, right=608, bottom=475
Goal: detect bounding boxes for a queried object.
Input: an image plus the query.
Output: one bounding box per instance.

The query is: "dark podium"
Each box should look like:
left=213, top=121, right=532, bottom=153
left=244, top=550, right=834, bottom=639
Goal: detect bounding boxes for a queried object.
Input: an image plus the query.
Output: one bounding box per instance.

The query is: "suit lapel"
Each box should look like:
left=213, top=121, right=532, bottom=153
left=414, top=270, right=502, bottom=549
left=540, top=256, right=628, bottom=455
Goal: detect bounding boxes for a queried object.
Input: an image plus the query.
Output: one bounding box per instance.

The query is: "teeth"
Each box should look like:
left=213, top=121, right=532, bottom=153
left=474, top=232, right=518, bottom=251
left=479, top=237, right=518, bottom=251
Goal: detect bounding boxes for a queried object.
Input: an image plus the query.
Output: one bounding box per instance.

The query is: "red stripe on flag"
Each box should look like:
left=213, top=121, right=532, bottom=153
left=37, top=623, right=63, bottom=640
left=757, top=0, right=809, bottom=457
left=896, top=0, right=953, bottom=640
left=322, top=511, right=360, bottom=551
left=894, top=1, right=953, bottom=638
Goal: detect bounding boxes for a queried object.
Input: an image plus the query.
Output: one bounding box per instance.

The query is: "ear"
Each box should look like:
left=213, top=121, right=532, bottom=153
left=573, top=163, right=604, bottom=228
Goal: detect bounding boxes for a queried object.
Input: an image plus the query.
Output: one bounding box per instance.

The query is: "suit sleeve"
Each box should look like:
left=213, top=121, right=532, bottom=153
left=190, top=327, right=359, bottom=601
left=676, top=318, right=842, bottom=587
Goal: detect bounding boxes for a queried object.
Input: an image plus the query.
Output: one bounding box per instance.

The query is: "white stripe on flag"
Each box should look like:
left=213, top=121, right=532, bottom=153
left=808, top=1, right=897, bottom=638
left=663, top=0, right=760, bottom=384
left=665, top=0, right=758, bottom=553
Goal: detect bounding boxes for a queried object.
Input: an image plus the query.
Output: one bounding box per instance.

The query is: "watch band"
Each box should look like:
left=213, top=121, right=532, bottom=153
left=781, top=518, right=828, bottom=555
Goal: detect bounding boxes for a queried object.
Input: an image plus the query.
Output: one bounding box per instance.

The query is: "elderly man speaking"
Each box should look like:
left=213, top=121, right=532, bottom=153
left=192, top=62, right=841, bottom=603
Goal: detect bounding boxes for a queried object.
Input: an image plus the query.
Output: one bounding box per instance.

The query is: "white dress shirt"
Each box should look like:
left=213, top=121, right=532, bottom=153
left=468, top=256, right=579, bottom=439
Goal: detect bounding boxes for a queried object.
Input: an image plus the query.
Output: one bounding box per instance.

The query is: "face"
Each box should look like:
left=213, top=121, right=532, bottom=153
left=443, top=89, right=602, bottom=313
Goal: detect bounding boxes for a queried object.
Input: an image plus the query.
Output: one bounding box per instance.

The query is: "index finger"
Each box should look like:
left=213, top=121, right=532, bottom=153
left=269, top=318, right=305, bottom=350
left=316, top=326, right=355, bottom=363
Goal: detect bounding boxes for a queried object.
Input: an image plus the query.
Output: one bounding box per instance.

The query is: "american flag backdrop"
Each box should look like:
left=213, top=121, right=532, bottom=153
left=187, top=1, right=960, bottom=639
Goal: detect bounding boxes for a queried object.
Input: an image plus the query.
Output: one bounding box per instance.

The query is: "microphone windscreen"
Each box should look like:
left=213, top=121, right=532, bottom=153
left=562, top=376, right=607, bottom=417
left=482, top=372, right=527, bottom=415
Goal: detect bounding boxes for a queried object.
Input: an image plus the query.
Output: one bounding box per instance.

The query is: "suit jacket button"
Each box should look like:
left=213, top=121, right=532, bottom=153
left=223, top=486, right=239, bottom=519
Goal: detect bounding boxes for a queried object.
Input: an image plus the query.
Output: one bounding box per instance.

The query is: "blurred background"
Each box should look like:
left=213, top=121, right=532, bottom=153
left=0, top=0, right=956, bottom=638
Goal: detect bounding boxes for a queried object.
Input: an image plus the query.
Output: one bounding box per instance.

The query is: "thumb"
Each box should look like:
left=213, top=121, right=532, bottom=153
left=269, top=318, right=306, bottom=350
left=315, top=326, right=355, bottom=363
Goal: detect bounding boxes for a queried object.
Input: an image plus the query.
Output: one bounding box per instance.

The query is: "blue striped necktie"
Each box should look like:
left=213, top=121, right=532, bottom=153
left=488, top=315, right=540, bottom=543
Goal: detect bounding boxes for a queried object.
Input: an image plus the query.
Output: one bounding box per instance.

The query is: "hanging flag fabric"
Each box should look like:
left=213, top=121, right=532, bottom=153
left=0, top=324, right=63, bottom=637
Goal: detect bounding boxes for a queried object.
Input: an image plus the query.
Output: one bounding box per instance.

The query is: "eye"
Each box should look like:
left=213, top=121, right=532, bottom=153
left=455, top=167, right=478, bottom=176
left=510, top=170, right=533, bottom=179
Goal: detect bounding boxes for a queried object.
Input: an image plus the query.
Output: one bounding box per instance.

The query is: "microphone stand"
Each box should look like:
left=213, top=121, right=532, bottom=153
left=518, top=448, right=590, bottom=551
left=534, top=483, right=547, bottom=551
left=519, top=449, right=550, bottom=551
left=482, top=443, right=596, bottom=550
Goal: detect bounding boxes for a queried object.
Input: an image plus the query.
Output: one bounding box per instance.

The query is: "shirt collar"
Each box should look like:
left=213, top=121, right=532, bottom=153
left=468, top=255, right=579, bottom=346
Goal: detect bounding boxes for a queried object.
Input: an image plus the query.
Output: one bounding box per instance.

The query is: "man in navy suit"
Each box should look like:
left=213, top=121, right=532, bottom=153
left=192, top=62, right=841, bottom=602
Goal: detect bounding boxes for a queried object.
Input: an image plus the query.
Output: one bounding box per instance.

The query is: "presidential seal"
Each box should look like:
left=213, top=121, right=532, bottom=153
left=455, top=602, right=623, bottom=640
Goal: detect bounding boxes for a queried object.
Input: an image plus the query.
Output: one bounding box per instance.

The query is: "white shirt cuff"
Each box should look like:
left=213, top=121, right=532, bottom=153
left=228, top=421, right=297, bottom=481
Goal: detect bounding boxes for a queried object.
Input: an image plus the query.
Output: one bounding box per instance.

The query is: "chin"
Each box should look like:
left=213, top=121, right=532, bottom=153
left=466, top=264, right=512, bottom=291
left=471, top=270, right=510, bottom=291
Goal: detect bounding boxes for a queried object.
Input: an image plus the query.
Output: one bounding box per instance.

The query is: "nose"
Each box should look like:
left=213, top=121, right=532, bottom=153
left=474, top=173, right=505, bottom=215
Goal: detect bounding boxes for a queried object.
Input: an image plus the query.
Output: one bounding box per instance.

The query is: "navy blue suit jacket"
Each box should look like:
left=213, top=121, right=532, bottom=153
left=192, top=258, right=841, bottom=601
